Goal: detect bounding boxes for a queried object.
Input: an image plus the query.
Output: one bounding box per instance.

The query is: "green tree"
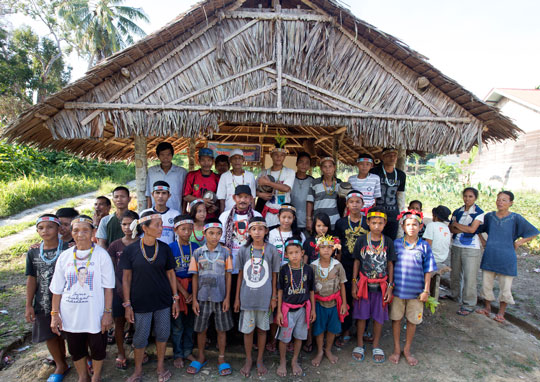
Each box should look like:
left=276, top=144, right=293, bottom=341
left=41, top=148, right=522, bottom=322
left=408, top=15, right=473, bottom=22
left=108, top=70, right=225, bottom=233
left=58, top=0, right=148, bottom=67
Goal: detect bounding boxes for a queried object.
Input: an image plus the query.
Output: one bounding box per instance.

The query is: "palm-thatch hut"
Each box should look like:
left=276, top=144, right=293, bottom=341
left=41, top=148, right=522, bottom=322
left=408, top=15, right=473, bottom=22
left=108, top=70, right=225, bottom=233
left=3, top=0, right=520, bottom=210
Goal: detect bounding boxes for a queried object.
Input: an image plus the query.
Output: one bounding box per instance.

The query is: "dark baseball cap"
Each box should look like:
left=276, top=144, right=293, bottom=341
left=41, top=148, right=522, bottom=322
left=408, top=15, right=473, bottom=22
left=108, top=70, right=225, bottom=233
left=432, top=205, right=451, bottom=222
left=234, top=185, right=252, bottom=196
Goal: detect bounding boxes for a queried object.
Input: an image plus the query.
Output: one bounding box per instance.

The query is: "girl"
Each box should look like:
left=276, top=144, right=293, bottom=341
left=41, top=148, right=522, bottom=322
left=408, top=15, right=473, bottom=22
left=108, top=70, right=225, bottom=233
left=189, top=199, right=207, bottom=246
left=268, top=204, right=305, bottom=266
left=107, top=210, right=139, bottom=370
left=304, top=213, right=339, bottom=264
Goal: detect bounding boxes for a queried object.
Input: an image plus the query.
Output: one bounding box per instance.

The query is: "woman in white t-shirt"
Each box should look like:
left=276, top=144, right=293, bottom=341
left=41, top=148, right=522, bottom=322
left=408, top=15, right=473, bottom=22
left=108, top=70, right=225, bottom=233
left=50, top=215, right=115, bottom=382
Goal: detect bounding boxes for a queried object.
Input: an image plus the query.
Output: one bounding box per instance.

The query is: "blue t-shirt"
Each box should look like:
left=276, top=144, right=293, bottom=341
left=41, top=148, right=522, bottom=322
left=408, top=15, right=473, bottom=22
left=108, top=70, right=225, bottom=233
left=169, top=241, right=199, bottom=279
left=393, top=238, right=437, bottom=299
left=479, top=212, right=539, bottom=277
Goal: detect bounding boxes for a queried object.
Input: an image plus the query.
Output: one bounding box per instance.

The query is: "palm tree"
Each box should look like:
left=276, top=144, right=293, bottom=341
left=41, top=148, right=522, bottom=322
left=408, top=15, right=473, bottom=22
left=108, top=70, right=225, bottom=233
left=59, top=0, right=149, bottom=68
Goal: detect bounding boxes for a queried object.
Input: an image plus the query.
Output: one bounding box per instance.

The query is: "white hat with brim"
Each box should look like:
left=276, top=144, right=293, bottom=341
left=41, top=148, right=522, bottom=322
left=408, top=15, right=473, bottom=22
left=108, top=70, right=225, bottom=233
left=229, top=149, right=244, bottom=158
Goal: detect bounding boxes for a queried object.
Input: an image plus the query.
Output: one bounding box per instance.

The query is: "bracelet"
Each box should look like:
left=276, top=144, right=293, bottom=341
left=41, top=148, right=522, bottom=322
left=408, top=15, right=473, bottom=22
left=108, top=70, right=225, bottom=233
left=422, top=290, right=429, bottom=294
left=173, top=294, right=180, bottom=301
left=104, top=308, right=112, bottom=313
left=271, top=297, right=278, bottom=300
left=352, top=278, right=357, bottom=283
left=122, top=301, right=131, bottom=308
left=50, top=311, right=59, bottom=316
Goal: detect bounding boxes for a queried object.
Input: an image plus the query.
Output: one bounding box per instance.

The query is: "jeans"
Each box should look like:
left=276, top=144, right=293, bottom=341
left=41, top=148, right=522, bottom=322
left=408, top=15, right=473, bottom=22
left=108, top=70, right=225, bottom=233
left=450, top=246, right=482, bottom=311
left=171, top=309, right=195, bottom=359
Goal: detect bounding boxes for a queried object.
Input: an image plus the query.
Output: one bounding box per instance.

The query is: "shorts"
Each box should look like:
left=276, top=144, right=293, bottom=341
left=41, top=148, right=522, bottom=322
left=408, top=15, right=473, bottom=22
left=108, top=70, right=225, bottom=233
left=133, top=307, right=171, bottom=349
left=239, top=310, right=271, bottom=333
left=112, top=293, right=125, bottom=318
left=352, top=291, right=389, bottom=324
left=64, top=331, right=107, bottom=362
left=277, top=307, right=308, bottom=343
left=32, top=313, right=56, bottom=343
left=389, top=296, right=424, bottom=325
left=481, top=271, right=515, bottom=304
left=312, top=303, right=341, bottom=337
left=194, top=301, right=233, bottom=333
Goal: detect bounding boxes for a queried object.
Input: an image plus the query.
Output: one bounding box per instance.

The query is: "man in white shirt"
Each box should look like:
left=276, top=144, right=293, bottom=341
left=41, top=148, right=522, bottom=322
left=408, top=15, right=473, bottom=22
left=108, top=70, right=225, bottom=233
left=216, top=149, right=257, bottom=212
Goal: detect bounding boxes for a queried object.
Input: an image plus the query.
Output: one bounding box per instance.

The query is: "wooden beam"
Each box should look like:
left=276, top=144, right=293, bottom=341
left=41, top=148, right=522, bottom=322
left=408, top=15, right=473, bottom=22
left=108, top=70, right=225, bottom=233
left=225, top=10, right=333, bottom=22
left=188, top=138, right=196, bottom=171
left=66, top=102, right=472, bottom=123
left=275, top=4, right=283, bottom=111
left=212, top=132, right=330, bottom=138
left=216, top=83, right=277, bottom=105
left=134, top=135, right=147, bottom=213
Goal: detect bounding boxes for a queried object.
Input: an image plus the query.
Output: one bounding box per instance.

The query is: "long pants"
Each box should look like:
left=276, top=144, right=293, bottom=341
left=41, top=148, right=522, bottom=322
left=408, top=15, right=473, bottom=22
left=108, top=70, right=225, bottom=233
left=450, top=246, right=482, bottom=311
left=171, top=309, right=195, bottom=359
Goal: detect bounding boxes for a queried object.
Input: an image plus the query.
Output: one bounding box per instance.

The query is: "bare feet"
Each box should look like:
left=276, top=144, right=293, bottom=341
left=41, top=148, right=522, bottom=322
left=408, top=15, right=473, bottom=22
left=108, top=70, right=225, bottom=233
left=311, top=351, right=324, bottom=367
left=389, top=351, right=400, bottom=364
left=173, top=358, right=184, bottom=369
left=291, top=360, right=303, bottom=376
left=256, top=361, right=268, bottom=376
left=276, top=361, right=287, bottom=377
left=402, top=350, right=418, bottom=366
left=324, top=348, right=338, bottom=364
left=240, top=359, right=252, bottom=377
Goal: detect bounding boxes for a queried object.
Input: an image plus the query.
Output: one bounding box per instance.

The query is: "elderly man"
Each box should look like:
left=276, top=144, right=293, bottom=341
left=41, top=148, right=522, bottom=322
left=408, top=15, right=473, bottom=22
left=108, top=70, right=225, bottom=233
left=216, top=149, right=256, bottom=212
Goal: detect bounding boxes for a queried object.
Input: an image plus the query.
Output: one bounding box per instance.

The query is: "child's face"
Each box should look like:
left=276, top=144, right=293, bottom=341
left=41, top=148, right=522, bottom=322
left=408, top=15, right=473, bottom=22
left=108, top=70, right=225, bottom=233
left=356, top=161, right=373, bottom=176
left=402, top=218, right=421, bottom=237
left=248, top=225, right=267, bottom=243
left=271, top=151, right=286, bottom=166
left=409, top=202, right=422, bottom=212
left=205, top=227, right=222, bottom=246
left=279, top=211, right=294, bottom=230
left=121, top=217, right=134, bottom=237
left=347, top=196, right=364, bottom=213
left=367, top=216, right=386, bottom=235
left=195, top=204, right=207, bottom=223
left=320, top=161, right=335, bottom=178
left=286, top=244, right=303, bottom=265
left=113, top=190, right=131, bottom=210
left=36, top=221, right=59, bottom=241
left=175, top=223, right=193, bottom=243
left=198, top=156, right=214, bottom=171
left=318, top=245, right=333, bottom=259
left=152, top=190, right=170, bottom=206
left=296, top=156, right=311, bottom=174
left=314, top=219, right=329, bottom=236
left=496, top=193, right=513, bottom=211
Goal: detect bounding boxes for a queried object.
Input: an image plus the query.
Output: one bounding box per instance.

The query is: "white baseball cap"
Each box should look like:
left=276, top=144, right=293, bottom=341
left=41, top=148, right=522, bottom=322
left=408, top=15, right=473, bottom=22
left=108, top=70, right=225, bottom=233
left=229, top=149, right=244, bottom=158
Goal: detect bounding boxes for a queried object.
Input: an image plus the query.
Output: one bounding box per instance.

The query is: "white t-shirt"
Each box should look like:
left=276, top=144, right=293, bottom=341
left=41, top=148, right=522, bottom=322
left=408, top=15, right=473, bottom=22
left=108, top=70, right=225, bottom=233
left=423, top=221, right=451, bottom=263
left=216, top=170, right=257, bottom=211
left=268, top=228, right=306, bottom=266
left=451, top=205, right=485, bottom=249
left=49, top=246, right=115, bottom=333
left=218, top=209, right=262, bottom=273
left=347, top=173, right=381, bottom=208
left=154, top=207, right=180, bottom=245
left=257, top=167, right=296, bottom=227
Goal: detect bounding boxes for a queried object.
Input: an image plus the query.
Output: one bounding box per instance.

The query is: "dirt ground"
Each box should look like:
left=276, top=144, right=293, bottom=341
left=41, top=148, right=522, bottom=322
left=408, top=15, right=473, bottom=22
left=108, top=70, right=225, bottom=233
left=1, top=296, right=539, bottom=382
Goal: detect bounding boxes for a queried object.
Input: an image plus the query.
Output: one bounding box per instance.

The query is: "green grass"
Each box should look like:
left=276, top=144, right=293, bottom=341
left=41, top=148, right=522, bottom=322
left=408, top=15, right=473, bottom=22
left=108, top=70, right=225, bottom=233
left=0, top=221, right=34, bottom=238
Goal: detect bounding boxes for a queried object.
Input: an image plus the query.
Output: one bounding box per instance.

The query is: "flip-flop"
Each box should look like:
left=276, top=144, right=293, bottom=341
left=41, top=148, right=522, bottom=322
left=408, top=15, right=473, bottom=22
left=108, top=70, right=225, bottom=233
left=493, top=314, right=506, bottom=323
left=86, top=360, right=93, bottom=376
left=115, top=357, right=128, bottom=370
left=126, top=375, right=143, bottom=382
left=456, top=308, right=472, bottom=316
left=335, top=335, right=351, bottom=348
left=352, top=346, right=365, bottom=362
left=218, top=362, right=232, bottom=376
left=46, top=365, right=71, bottom=382
left=476, top=308, right=491, bottom=317
left=372, top=348, right=386, bottom=363
left=186, top=360, right=207, bottom=375
left=157, top=369, right=171, bottom=382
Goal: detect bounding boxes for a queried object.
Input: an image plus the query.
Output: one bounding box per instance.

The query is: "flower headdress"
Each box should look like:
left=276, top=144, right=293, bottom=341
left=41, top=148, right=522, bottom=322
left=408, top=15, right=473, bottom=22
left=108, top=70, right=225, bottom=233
left=272, top=133, right=288, bottom=154
left=397, top=209, right=424, bottom=224
left=315, top=235, right=341, bottom=252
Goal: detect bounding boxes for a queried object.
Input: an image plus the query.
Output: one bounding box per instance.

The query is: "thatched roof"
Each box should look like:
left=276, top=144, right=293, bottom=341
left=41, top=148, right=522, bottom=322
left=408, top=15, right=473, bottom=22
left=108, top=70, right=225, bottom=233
left=3, top=0, right=520, bottom=164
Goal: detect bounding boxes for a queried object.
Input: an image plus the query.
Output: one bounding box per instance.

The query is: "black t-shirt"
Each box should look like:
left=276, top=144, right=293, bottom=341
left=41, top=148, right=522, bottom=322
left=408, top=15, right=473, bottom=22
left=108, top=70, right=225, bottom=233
left=370, top=166, right=406, bottom=217
left=303, top=237, right=318, bottom=264
left=335, top=216, right=369, bottom=276
left=119, top=239, right=175, bottom=313
left=278, top=263, right=314, bottom=305
left=353, top=234, right=396, bottom=291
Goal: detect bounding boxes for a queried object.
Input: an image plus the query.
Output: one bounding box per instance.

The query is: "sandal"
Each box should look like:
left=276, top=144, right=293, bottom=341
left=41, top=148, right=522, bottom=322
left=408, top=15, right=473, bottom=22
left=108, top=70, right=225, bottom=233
left=142, top=352, right=150, bottom=364
left=335, top=335, right=351, bottom=348
left=352, top=346, right=365, bottom=362
left=157, top=369, right=171, bottom=382
left=218, top=362, right=232, bottom=376
left=46, top=365, right=71, bottom=382
left=456, top=308, right=472, bottom=316
left=372, top=348, right=386, bottom=363
left=493, top=314, right=506, bottom=323
left=115, top=357, right=128, bottom=370
left=363, top=331, right=374, bottom=343
left=186, top=360, right=207, bottom=375
left=476, top=308, right=491, bottom=317
left=126, top=376, right=142, bottom=382
left=86, top=360, right=93, bottom=376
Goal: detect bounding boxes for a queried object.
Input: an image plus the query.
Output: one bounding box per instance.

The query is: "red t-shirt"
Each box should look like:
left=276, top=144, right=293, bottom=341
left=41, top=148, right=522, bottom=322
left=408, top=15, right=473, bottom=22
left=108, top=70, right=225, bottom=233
left=183, top=169, right=220, bottom=217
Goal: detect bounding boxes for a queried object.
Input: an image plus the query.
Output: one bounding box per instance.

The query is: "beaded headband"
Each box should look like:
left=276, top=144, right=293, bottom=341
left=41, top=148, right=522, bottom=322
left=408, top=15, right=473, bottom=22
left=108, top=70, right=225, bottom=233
left=153, top=185, right=170, bottom=192
left=280, top=204, right=296, bottom=212
left=346, top=192, right=364, bottom=201
left=397, top=210, right=424, bottom=224
left=284, top=239, right=302, bottom=248
left=357, top=157, right=373, bottom=163
left=71, top=217, right=94, bottom=228
left=203, top=222, right=223, bottom=231
left=367, top=211, right=387, bottom=220
left=319, top=156, right=335, bottom=165
left=248, top=221, right=267, bottom=230
left=36, top=216, right=60, bottom=226
left=189, top=199, right=204, bottom=209
left=138, top=214, right=162, bottom=224
left=271, top=147, right=289, bottom=154
left=174, top=219, right=194, bottom=228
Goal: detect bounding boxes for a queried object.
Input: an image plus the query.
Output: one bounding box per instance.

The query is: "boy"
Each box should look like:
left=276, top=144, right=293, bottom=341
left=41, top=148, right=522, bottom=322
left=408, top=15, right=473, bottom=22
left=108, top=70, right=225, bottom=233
left=390, top=210, right=436, bottom=366
left=234, top=217, right=280, bottom=377
left=169, top=214, right=199, bottom=368
left=151, top=181, right=181, bottom=245
left=184, top=148, right=220, bottom=218
left=351, top=208, right=396, bottom=363
left=146, top=141, right=187, bottom=212
left=56, top=207, right=79, bottom=244
left=25, top=214, right=69, bottom=381
left=311, top=235, right=348, bottom=367
left=307, top=157, right=342, bottom=230
left=334, top=190, right=369, bottom=345
left=216, top=149, right=257, bottom=212
left=423, top=205, right=451, bottom=299
left=187, top=218, right=233, bottom=376
left=215, top=154, right=230, bottom=176
left=347, top=153, right=381, bottom=210
left=409, top=200, right=425, bottom=237
left=276, top=238, right=316, bottom=377
left=291, top=152, right=313, bottom=232
left=97, top=186, right=131, bottom=248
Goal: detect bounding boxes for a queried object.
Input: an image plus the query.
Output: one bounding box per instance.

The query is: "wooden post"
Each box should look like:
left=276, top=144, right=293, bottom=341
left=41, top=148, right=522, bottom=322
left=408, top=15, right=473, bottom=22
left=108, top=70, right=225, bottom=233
left=134, top=135, right=147, bottom=213
left=189, top=138, right=196, bottom=171
left=396, top=148, right=407, bottom=172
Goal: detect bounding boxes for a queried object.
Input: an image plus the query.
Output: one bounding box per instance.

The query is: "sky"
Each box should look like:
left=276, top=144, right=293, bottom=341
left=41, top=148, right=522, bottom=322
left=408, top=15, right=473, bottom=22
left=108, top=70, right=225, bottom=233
left=6, top=0, right=540, bottom=100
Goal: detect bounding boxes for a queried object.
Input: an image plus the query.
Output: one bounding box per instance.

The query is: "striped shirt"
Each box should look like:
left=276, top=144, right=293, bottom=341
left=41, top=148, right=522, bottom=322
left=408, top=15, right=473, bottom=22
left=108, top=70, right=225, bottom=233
left=393, top=238, right=437, bottom=299
left=306, top=177, right=342, bottom=229
left=347, top=173, right=381, bottom=208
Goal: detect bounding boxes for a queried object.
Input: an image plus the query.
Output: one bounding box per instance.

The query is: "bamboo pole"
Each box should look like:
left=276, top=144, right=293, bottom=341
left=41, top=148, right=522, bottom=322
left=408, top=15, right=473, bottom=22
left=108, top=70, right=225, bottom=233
left=396, top=148, right=407, bottom=172
left=189, top=138, right=196, bottom=171
left=275, top=4, right=283, bottom=111
left=134, top=135, right=147, bottom=213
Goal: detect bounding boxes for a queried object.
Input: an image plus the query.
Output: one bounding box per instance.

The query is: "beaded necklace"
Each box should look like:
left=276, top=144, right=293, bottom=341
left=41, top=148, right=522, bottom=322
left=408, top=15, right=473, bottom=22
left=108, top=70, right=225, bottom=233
left=322, top=177, right=336, bottom=196
left=402, top=237, right=419, bottom=250
left=348, top=215, right=362, bottom=234
left=40, top=240, right=63, bottom=265
left=316, top=258, right=332, bottom=280
left=382, top=167, right=398, bottom=187
left=367, top=232, right=384, bottom=255
left=193, top=227, right=204, bottom=242
left=177, top=241, right=192, bottom=268
left=73, top=244, right=94, bottom=275
left=232, top=171, right=245, bottom=188
left=203, top=246, right=220, bottom=263
left=288, top=263, right=304, bottom=294
left=140, top=239, right=159, bottom=263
